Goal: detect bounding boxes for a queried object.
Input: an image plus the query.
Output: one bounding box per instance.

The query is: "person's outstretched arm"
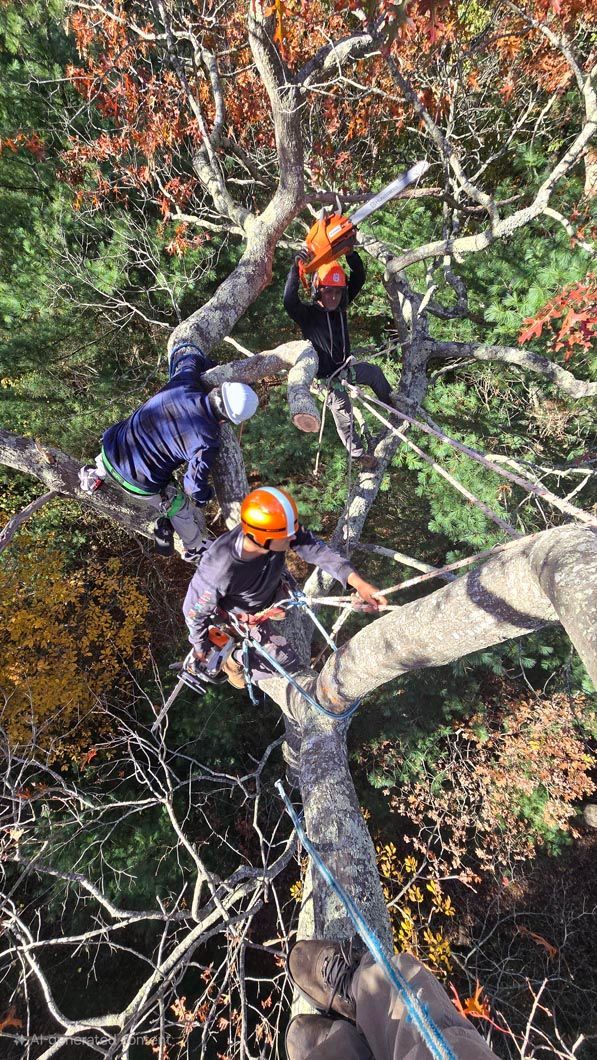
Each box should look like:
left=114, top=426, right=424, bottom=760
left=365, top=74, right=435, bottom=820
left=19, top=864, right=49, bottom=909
left=293, top=528, right=387, bottom=609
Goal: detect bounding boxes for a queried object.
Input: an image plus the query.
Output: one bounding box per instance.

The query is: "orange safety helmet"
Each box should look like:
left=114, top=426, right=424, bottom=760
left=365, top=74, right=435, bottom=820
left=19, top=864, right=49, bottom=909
left=240, top=487, right=299, bottom=548
left=316, top=260, right=347, bottom=288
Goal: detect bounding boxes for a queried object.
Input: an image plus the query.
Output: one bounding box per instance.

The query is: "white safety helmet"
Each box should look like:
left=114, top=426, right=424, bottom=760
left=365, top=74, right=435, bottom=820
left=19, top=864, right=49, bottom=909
left=219, top=381, right=259, bottom=425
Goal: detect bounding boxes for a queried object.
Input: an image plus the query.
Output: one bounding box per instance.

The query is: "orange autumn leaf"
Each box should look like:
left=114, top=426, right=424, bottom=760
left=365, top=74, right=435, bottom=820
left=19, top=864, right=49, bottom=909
left=0, top=1006, right=23, bottom=1033
left=450, top=980, right=492, bottom=1021
left=516, top=925, right=558, bottom=959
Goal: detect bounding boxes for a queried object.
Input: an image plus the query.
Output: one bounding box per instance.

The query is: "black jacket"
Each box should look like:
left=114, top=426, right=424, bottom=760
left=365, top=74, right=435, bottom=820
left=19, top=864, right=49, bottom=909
left=283, top=252, right=365, bottom=379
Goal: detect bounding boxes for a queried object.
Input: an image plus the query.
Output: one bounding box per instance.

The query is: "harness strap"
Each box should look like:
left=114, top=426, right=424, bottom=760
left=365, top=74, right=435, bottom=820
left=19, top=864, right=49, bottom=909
left=101, top=449, right=186, bottom=516
left=100, top=448, right=156, bottom=496
left=163, top=490, right=186, bottom=518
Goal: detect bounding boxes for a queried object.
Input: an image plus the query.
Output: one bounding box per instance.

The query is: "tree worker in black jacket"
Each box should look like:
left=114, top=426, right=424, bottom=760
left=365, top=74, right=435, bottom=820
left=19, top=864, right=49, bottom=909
left=284, top=247, right=393, bottom=469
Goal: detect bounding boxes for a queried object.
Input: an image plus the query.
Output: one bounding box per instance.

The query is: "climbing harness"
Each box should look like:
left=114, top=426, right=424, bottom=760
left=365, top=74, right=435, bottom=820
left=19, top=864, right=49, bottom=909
left=152, top=584, right=358, bottom=730
left=226, top=593, right=360, bottom=721
left=276, top=780, right=456, bottom=1060
left=100, top=448, right=155, bottom=496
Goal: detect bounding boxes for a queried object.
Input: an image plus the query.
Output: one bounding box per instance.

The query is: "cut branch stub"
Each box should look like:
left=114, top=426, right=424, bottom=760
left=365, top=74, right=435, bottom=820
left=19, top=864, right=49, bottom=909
left=287, top=345, right=320, bottom=432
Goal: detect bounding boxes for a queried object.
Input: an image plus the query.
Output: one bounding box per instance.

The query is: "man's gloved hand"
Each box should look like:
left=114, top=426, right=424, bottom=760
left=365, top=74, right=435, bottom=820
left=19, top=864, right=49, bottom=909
left=184, top=649, right=207, bottom=675
left=347, top=573, right=388, bottom=612
left=294, top=247, right=310, bottom=265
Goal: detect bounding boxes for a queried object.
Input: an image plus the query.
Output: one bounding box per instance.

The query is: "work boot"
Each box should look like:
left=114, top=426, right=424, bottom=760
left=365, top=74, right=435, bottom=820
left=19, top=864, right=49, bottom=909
left=287, top=938, right=359, bottom=1022
left=221, top=654, right=246, bottom=689
left=154, top=517, right=174, bottom=557
left=181, top=545, right=206, bottom=564
left=285, top=1013, right=336, bottom=1060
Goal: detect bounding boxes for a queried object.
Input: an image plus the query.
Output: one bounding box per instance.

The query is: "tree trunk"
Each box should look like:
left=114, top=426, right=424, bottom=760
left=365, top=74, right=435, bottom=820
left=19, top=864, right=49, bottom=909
left=262, top=524, right=596, bottom=948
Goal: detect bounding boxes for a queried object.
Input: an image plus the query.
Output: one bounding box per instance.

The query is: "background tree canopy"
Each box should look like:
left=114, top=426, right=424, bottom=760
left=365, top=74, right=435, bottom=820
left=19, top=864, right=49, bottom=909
left=0, top=1, right=595, bottom=1057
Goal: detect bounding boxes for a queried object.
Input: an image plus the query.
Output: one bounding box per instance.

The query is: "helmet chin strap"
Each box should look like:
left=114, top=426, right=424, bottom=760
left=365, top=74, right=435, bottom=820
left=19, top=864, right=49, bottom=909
left=246, top=532, right=272, bottom=551
left=208, top=389, right=227, bottom=423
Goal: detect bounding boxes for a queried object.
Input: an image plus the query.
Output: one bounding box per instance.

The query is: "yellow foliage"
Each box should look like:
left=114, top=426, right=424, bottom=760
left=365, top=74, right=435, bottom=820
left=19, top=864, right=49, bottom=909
left=289, top=879, right=303, bottom=903
left=0, top=527, right=149, bottom=749
left=376, top=842, right=454, bottom=977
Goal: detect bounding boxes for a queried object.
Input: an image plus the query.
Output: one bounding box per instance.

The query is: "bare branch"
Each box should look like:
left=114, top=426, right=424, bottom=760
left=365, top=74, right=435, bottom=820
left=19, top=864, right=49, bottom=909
left=0, top=491, right=58, bottom=554
left=427, top=340, right=597, bottom=399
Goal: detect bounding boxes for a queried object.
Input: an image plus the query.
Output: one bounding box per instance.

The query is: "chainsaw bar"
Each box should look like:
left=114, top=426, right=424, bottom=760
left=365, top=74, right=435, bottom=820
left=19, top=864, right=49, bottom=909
left=300, top=160, right=430, bottom=282
left=347, top=160, right=430, bottom=229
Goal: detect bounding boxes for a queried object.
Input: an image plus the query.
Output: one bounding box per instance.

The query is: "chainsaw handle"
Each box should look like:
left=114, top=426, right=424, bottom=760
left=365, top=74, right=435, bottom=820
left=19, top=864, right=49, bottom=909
left=297, top=257, right=311, bottom=291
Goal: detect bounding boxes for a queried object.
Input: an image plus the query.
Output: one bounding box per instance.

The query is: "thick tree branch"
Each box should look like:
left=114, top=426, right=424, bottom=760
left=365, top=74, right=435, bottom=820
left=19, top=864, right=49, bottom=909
left=314, top=525, right=597, bottom=711
left=0, top=430, right=161, bottom=541
left=427, top=340, right=597, bottom=399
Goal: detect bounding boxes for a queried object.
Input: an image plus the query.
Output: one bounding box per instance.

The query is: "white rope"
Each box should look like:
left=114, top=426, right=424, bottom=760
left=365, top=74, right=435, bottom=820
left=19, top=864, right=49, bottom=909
left=313, top=386, right=329, bottom=478
left=347, top=385, right=597, bottom=528
left=307, top=537, right=522, bottom=607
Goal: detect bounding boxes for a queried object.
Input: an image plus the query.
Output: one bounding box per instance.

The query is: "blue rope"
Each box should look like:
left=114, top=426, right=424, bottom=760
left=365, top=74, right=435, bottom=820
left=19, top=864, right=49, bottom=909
left=240, top=631, right=360, bottom=721
left=275, top=780, right=457, bottom=1060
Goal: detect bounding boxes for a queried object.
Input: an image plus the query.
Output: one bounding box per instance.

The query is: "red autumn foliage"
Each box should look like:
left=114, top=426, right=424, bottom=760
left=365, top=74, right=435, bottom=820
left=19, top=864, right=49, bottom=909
left=0, top=130, right=46, bottom=160
left=519, top=274, right=597, bottom=362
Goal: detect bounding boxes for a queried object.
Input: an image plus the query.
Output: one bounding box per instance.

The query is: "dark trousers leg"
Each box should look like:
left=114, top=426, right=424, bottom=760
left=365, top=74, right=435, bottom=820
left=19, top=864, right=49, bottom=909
left=325, top=361, right=393, bottom=456
left=325, top=384, right=364, bottom=457
left=242, top=622, right=304, bottom=686
left=352, top=361, right=392, bottom=404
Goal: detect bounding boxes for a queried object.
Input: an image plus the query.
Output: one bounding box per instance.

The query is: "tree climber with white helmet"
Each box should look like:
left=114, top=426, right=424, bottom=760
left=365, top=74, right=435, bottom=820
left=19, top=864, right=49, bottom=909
left=79, top=343, right=259, bottom=562
left=183, top=486, right=387, bottom=688
left=284, top=245, right=393, bottom=469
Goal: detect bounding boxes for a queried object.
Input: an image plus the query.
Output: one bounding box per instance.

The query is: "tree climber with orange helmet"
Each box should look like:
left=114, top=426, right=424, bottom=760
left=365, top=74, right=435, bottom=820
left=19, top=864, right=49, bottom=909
left=283, top=246, right=393, bottom=469
left=182, top=486, right=387, bottom=689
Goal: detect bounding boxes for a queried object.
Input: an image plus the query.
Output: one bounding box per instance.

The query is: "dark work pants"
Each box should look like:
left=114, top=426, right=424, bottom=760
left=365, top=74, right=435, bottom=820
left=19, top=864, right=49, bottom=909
left=324, top=361, right=392, bottom=457
left=235, top=620, right=303, bottom=686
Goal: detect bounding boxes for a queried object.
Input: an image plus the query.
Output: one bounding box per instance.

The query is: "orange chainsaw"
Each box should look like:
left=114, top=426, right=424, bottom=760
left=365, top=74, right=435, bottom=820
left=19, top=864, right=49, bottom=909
left=299, top=160, right=429, bottom=288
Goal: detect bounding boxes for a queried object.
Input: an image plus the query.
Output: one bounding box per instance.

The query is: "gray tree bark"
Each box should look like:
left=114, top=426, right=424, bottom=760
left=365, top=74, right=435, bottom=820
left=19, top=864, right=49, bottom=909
left=260, top=523, right=597, bottom=949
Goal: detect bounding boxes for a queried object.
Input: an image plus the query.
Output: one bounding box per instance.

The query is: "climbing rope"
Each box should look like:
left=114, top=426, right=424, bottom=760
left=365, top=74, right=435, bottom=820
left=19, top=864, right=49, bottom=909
left=282, top=588, right=338, bottom=655
left=304, top=536, right=523, bottom=608
left=228, top=611, right=360, bottom=720
left=313, top=387, right=329, bottom=478
left=346, top=385, right=597, bottom=528
left=346, top=392, right=354, bottom=556
left=276, top=780, right=457, bottom=1060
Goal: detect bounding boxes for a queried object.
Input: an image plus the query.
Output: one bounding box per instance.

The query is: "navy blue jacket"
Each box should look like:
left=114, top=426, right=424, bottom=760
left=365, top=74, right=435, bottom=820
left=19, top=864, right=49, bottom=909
left=102, top=348, right=218, bottom=504
left=283, top=252, right=365, bottom=378
left=183, top=524, right=355, bottom=652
